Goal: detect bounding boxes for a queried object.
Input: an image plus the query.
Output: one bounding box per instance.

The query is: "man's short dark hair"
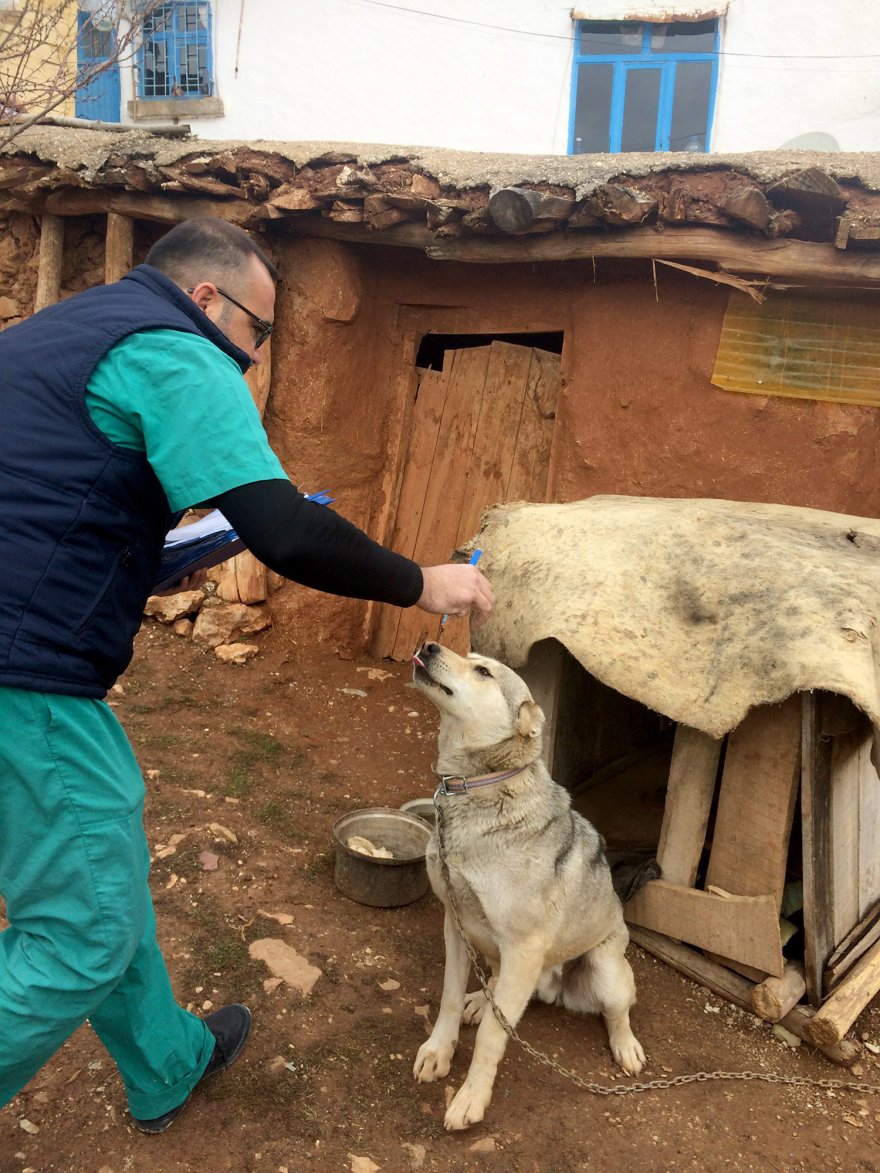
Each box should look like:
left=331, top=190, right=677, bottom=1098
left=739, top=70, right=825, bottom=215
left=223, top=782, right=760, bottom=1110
left=146, top=218, right=279, bottom=290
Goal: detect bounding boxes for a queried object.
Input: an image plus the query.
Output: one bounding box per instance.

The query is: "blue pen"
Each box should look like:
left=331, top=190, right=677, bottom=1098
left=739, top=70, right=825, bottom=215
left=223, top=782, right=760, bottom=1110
left=440, top=548, right=483, bottom=629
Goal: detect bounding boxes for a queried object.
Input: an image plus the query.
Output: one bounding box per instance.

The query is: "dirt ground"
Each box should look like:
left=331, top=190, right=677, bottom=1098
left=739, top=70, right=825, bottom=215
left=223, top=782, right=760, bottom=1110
left=4, top=617, right=880, bottom=1173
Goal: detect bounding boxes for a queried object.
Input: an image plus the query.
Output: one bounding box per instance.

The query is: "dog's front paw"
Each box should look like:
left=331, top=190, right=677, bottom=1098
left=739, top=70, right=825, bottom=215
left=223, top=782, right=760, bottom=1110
left=414, top=1037, right=455, bottom=1083
left=612, top=1032, right=646, bottom=1077
left=461, top=989, right=488, bottom=1026
left=444, top=1079, right=491, bottom=1131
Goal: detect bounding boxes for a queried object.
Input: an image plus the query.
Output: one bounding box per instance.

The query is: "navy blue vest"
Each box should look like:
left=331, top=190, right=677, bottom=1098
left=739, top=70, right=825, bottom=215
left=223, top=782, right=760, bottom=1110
left=0, top=264, right=252, bottom=697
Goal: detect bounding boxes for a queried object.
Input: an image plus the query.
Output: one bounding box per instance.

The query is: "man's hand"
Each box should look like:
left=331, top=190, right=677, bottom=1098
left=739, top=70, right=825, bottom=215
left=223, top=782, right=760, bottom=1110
left=416, top=564, right=495, bottom=627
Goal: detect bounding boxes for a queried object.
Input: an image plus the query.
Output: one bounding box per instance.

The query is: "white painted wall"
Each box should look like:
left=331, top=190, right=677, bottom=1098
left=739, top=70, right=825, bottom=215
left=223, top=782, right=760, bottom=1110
left=713, top=0, right=880, bottom=151
left=119, top=0, right=880, bottom=154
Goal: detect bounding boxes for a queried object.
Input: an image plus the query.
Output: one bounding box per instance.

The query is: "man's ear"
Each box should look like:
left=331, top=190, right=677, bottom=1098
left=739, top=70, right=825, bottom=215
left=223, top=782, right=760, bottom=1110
left=516, top=699, right=545, bottom=740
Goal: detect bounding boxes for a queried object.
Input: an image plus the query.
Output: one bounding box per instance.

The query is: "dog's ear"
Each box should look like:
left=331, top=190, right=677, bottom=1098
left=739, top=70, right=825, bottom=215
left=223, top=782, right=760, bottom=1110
left=516, top=699, right=545, bottom=740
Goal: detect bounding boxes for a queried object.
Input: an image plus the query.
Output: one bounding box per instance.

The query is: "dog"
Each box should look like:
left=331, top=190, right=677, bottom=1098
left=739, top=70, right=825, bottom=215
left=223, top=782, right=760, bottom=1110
left=411, top=642, right=645, bottom=1131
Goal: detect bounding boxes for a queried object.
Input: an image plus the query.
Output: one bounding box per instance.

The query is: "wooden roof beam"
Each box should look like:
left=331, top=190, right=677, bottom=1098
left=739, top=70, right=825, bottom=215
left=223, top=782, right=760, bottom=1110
left=423, top=225, right=880, bottom=286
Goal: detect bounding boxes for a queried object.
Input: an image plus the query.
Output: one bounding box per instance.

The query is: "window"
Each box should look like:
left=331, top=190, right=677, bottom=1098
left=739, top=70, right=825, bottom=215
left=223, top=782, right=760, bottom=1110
left=138, top=2, right=213, bottom=100
left=711, top=292, right=880, bottom=408
left=570, top=20, right=719, bottom=154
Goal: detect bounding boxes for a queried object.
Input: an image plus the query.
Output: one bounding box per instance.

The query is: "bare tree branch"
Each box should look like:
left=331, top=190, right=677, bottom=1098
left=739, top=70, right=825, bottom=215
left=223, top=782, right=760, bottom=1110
left=0, top=0, right=164, bottom=150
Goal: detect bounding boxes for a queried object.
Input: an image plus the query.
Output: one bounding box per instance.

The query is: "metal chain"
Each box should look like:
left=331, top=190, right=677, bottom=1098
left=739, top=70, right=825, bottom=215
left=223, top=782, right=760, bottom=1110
left=434, top=802, right=880, bottom=1098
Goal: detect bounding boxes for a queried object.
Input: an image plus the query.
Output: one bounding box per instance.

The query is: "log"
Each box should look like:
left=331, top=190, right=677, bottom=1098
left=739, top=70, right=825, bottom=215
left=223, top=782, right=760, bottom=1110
left=326, top=201, right=363, bottom=224
left=421, top=225, right=880, bottom=286
left=658, top=186, right=691, bottom=224
left=487, top=187, right=574, bottom=233
left=766, top=167, right=847, bottom=217
left=266, top=184, right=322, bottom=213
left=104, top=211, right=134, bottom=284
left=751, top=962, right=807, bottom=1022
left=630, top=926, right=861, bottom=1066
left=34, top=213, right=64, bottom=311
left=363, top=195, right=410, bottom=230
left=581, top=183, right=656, bottom=227
left=214, top=549, right=267, bottom=604
left=807, top=935, right=880, bottom=1046
left=720, top=185, right=771, bottom=232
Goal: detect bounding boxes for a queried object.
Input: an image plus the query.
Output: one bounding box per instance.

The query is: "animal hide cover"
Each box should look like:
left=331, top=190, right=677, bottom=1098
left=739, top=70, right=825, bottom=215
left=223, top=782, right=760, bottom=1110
left=468, top=496, right=880, bottom=747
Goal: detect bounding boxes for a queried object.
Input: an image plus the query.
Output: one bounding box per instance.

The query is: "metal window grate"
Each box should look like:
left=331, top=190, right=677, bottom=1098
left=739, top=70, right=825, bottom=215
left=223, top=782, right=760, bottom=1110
left=139, top=1, right=212, bottom=99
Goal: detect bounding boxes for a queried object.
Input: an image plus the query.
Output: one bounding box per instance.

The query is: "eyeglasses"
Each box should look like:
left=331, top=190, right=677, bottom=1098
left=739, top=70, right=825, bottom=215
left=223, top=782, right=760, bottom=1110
left=187, top=285, right=274, bottom=349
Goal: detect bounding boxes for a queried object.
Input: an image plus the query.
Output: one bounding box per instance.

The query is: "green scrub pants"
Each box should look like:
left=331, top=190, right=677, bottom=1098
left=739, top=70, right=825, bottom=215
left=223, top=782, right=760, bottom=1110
left=0, top=687, right=214, bottom=1120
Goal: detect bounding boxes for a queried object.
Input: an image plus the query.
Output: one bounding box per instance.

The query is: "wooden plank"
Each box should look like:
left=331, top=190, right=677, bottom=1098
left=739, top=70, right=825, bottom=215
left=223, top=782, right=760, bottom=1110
left=830, top=726, right=862, bottom=944
left=825, top=910, right=880, bottom=992
left=504, top=346, right=558, bottom=503
left=629, top=926, right=860, bottom=1066
left=454, top=341, right=534, bottom=543
left=104, top=211, right=134, bottom=284
left=625, top=879, right=784, bottom=977
left=825, top=899, right=880, bottom=977
left=389, top=347, right=488, bottom=659
left=807, top=935, right=880, bottom=1046
left=518, top=638, right=564, bottom=777
left=34, top=213, right=64, bottom=311
left=705, top=697, right=800, bottom=907
left=655, top=725, right=722, bottom=887
left=370, top=366, right=448, bottom=658
left=802, top=693, right=835, bottom=1004
left=857, top=726, right=880, bottom=919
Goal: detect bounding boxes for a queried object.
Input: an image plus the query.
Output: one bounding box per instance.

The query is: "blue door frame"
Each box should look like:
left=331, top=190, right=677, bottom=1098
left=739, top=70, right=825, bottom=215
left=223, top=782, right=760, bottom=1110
left=76, top=12, right=121, bottom=122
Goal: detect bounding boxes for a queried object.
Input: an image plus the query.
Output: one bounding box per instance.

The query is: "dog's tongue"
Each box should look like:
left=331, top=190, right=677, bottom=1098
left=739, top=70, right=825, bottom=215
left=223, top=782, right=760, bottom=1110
left=411, top=652, right=425, bottom=668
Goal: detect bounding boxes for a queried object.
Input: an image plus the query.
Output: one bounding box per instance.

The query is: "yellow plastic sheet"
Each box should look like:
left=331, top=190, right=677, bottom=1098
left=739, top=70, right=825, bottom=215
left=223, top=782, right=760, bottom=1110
left=711, top=291, right=880, bottom=407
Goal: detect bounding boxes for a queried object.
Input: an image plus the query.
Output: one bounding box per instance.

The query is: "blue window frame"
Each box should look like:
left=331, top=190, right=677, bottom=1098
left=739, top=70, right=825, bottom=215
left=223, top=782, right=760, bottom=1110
left=569, top=20, right=719, bottom=154
left=137, top=2, right=213, bottom=99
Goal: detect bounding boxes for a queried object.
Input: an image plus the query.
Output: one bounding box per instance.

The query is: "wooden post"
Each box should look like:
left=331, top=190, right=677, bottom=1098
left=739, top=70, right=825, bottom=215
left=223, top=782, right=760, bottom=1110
left=751, top=962, right=807, bottom=1022
left=212, top=342, right=272, bottom=604
left=34, top=214, right=64, bottom=311
left=105, top=212, right=134, bottom=284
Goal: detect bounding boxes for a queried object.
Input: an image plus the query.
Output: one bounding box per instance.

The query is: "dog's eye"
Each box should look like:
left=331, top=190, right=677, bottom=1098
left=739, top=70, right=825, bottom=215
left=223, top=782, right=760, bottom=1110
left=475, top=665, right=493, bottom=678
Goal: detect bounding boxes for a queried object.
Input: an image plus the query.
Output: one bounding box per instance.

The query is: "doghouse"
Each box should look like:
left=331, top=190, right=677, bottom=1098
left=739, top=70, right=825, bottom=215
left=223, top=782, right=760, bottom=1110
left=3, top=128, right=880, bottom=1057
left=468, top=494, right=880, bottom=1065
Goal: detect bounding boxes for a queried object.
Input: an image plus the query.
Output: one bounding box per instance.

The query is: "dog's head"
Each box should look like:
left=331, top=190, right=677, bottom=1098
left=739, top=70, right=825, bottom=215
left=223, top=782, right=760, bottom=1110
left=412, top=643, right=544, bottom=771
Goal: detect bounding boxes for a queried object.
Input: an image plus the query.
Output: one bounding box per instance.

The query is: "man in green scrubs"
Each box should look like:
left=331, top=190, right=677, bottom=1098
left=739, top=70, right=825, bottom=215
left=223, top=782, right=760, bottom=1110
left=0, top=218, right=494, bottom=1133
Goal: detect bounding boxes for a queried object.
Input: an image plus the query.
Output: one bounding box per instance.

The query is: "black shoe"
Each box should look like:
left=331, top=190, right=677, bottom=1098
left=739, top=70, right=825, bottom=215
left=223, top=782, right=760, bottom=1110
left=133, top=1004, right=252, bottom=1134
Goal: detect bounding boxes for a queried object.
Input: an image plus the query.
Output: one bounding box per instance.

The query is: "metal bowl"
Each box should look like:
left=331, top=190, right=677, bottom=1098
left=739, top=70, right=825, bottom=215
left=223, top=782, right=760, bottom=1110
left=332, top=807, right=432, bottom=907
left=399, top=797, right=437, bottom=828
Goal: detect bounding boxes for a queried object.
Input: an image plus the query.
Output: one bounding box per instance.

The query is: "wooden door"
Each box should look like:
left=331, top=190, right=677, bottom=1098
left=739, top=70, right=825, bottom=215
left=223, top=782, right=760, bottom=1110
left=372, top=340, right=559, bottom=660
